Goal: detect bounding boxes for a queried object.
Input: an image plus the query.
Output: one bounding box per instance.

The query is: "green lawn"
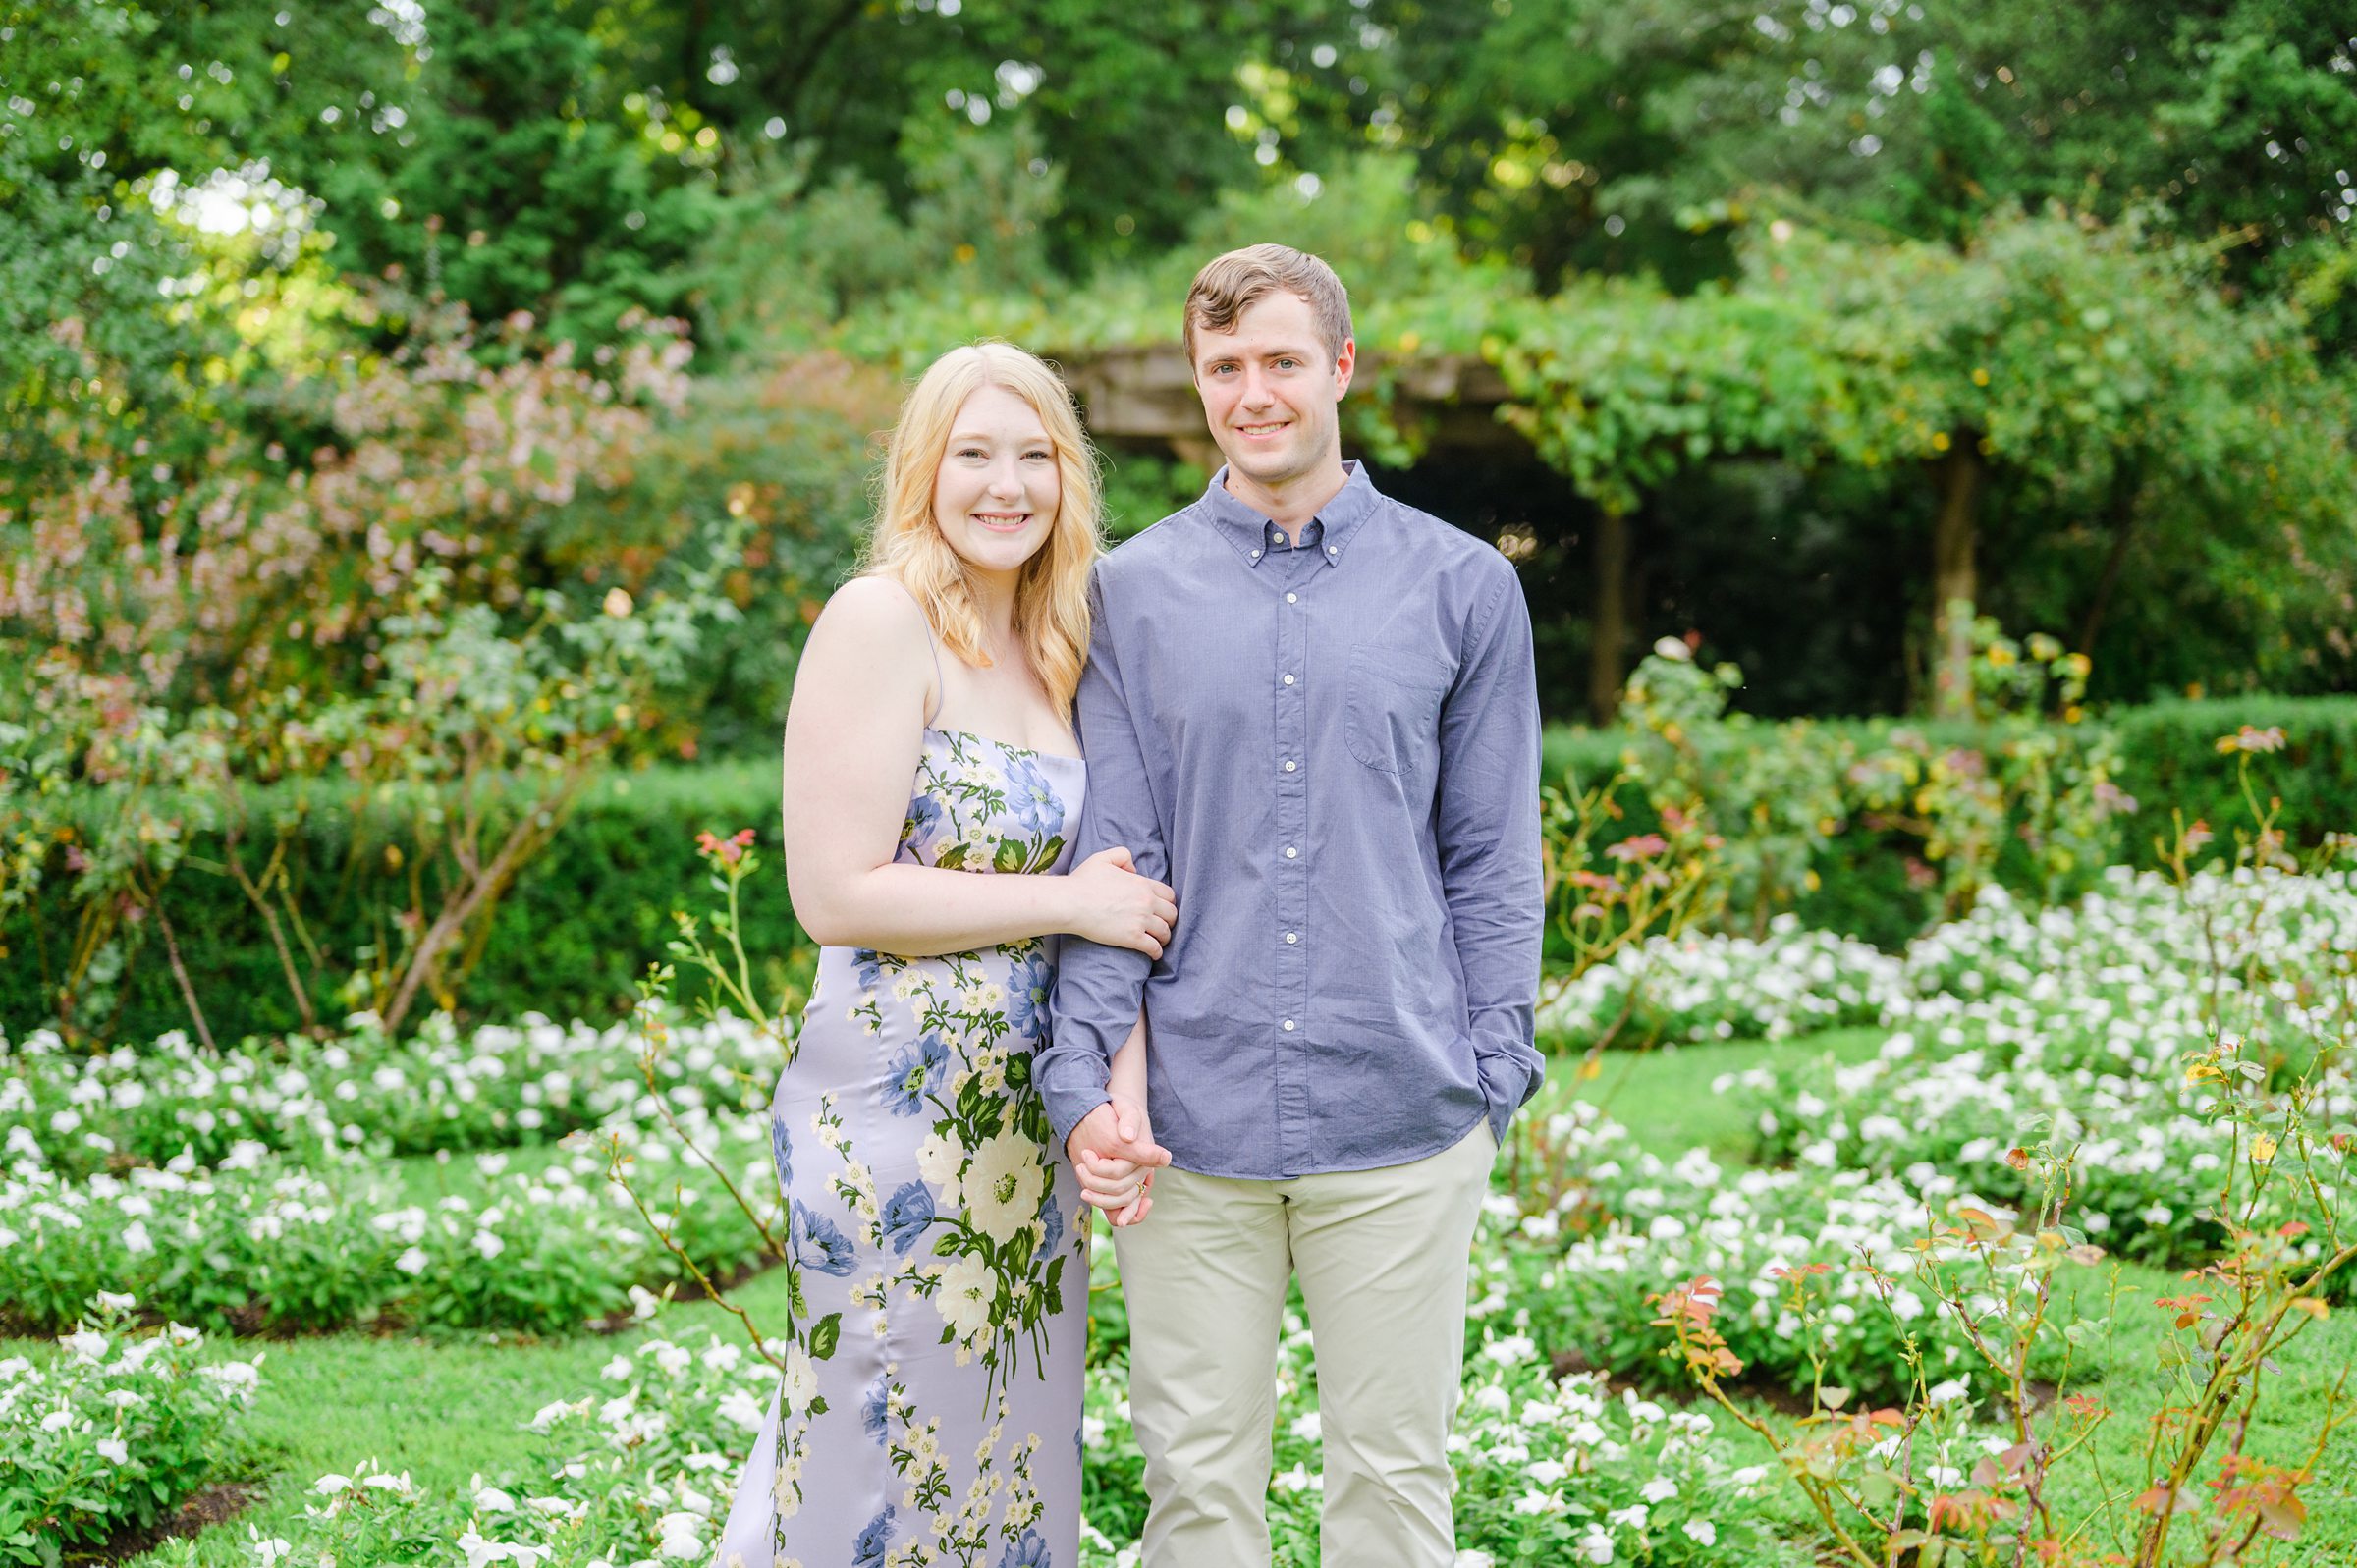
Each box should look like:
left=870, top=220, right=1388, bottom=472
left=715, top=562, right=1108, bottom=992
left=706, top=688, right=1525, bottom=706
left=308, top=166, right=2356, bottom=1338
left=17, top=1027, right=2353, bottom=1565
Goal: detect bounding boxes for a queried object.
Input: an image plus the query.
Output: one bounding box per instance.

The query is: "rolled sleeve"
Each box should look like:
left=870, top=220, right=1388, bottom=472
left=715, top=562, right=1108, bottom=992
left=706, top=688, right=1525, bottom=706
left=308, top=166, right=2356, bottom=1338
left=1437, top=566, right=1546, bottom=1141
left=1041, top=570, right=1165, bottom=1148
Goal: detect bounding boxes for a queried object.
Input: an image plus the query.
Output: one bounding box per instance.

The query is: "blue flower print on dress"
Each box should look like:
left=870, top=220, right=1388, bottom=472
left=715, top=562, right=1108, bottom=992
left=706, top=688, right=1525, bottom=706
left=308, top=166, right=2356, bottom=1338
left=850, top=947, right=885, bottom=994
left=880, top=1033, right=949, bottom=1117
left=1001, top=754, right=1065, bottom=837
left=1032, top=1185, right=1064, bottom=1269
left=1006, top=950, right=1053, bottom=1041
left=769, top=1114, right=793, bottom=1187
left=860, top=1373, right=890, bottom=1445
left=790, top=1200, right=856, bottom=1277
left=998, top=1527, right=1053, bottom=1568
left=902, top=792, right=946, bottom=854
left=879, top=1178, right=936, bottom=1256
left=852, top=1504, right=897, bottom=1568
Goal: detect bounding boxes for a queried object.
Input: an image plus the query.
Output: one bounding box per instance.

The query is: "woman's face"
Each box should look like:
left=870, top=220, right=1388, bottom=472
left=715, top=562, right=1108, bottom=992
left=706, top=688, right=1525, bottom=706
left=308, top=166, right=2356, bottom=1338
left=932, top=384, right=1061, bottom=584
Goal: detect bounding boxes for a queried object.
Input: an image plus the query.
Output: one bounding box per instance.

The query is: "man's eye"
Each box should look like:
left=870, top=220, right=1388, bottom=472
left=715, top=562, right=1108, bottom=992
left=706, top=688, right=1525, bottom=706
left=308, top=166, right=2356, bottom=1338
left=1276, top=358, right=1299, bottom=370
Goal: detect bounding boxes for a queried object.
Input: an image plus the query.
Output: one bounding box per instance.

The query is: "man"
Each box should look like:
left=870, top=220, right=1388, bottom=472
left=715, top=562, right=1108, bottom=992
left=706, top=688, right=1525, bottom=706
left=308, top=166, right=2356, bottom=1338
left=1038, top=243, right=1545, bottom=1568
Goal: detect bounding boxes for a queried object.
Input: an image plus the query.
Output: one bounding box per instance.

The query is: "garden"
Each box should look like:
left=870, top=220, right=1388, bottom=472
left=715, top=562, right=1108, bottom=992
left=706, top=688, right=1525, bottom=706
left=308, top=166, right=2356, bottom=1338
left=7, top=3, right=2357, bottom=1566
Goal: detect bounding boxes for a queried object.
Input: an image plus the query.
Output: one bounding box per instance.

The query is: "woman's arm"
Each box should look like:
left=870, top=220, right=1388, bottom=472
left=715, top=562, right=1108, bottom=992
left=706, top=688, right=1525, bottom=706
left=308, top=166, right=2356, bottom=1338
left=781, top=578, right=1174, bottom=958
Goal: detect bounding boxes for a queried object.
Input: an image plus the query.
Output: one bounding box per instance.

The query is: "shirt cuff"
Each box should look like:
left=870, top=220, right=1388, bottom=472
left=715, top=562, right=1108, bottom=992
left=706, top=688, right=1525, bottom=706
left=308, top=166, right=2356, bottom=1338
left=1472, top=1032, right=1546, bottom=1143
left=1043, top=1080, right=1114, bottom=1155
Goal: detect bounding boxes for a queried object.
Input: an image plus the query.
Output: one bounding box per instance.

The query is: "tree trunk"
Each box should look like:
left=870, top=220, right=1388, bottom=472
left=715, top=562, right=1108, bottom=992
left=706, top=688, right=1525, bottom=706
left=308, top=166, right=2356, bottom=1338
left=2076, top=464, right=2143, bottom=657
left=1588, top=505, right=1631, bottom=726
left=1929, top=435, right=1984, bottom=720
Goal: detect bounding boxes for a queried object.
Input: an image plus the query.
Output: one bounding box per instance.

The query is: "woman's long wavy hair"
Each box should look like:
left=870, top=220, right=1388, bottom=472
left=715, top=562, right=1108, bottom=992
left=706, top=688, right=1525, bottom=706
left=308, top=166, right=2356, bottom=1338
left=863, top=343, right=1103, bottom=718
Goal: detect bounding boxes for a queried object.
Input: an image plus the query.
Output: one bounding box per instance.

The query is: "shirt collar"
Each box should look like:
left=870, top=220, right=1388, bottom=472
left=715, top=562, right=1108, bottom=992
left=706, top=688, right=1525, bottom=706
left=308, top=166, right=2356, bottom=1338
left=1198, top=460, right=1381, bottom=568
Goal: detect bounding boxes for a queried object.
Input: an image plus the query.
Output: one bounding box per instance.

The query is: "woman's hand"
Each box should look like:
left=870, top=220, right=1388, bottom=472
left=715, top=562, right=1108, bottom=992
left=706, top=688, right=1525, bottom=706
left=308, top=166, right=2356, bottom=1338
left=1065, top=846, right=1177, bottom=958
left=1068, top=1097, right=1169, bottom=1226
left=1104, top=1092, right=1157, bottom=1226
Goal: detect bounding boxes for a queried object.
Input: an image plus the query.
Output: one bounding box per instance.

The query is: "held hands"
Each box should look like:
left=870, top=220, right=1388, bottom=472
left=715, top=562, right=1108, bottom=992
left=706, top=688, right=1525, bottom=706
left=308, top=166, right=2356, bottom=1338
left=1066, top=847, right=1178, bottom=959
left=1068, top=1096, right=1170, bottom=1228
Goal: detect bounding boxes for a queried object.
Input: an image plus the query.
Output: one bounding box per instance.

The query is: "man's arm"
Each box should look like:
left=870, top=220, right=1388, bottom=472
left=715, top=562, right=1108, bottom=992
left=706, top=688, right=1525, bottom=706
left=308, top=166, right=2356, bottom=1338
left=1436, top=563, right=1546, bottom=1142
left=1041, top=569, right=1169, bottom=1150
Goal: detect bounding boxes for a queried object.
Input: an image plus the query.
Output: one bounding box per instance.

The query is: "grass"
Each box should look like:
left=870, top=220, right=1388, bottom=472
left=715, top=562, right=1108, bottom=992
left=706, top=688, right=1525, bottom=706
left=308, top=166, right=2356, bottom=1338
left=15, top=1027, right=2354, bottom=1566
left=12, top=1155, right=801, bottom=1568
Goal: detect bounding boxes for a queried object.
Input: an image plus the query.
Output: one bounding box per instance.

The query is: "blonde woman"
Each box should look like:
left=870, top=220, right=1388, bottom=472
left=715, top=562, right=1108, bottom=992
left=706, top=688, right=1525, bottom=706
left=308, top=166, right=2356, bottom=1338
left=714, top=343, right=1173, bottom=1568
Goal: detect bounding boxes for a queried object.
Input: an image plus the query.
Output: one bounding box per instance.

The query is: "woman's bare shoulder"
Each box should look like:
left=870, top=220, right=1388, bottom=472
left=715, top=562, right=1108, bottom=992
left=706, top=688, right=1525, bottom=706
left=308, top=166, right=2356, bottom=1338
left=806, top=574, right=932, bottom=661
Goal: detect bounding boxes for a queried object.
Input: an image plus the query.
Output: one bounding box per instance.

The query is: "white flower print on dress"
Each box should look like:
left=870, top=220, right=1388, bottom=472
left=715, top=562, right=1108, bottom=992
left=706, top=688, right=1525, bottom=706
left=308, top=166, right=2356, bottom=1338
left=962, top=1130, right=1048, bottom=1247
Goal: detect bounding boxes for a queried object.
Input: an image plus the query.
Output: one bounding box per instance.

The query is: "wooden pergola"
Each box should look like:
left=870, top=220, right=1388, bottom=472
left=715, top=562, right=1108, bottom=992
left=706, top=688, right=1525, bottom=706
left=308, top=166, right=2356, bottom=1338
left=1055, top=343, right=1527, bottom=470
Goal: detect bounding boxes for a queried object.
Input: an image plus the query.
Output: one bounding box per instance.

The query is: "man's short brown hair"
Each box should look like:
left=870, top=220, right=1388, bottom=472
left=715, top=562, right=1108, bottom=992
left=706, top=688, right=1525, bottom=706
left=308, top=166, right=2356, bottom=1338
left=1181, top=243, right=1354, bottom=368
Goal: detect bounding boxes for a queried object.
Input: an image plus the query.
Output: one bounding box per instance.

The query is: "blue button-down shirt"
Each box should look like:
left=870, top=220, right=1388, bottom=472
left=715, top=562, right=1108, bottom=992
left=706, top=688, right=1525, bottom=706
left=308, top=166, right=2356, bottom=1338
left=1040, top=462, right=1545, bottom=1179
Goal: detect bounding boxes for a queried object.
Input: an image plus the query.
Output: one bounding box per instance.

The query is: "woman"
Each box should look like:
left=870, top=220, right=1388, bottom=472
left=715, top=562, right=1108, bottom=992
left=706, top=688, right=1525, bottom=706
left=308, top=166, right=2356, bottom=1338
left=712, top=343, right=1171, bottom=1568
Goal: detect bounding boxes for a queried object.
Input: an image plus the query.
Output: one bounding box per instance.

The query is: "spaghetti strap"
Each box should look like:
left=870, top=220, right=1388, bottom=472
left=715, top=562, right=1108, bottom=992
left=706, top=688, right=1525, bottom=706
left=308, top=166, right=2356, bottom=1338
left=888, top=576, right=947, bottom=728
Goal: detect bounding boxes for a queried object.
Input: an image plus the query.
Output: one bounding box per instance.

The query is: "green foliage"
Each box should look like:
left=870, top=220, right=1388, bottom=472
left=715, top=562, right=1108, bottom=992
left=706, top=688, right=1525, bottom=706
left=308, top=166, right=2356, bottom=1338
left=688, top=128, right=1063, bottom=359
left=1098, top=447, right=1206, bottom=539
left=0, top=1300, right=260, bottom=1565
left=0, top=758, right=801, bottom=1043
left=1494, top=211, right=2357, bottom=701
left=1544, top=687, right=2357, bottom=950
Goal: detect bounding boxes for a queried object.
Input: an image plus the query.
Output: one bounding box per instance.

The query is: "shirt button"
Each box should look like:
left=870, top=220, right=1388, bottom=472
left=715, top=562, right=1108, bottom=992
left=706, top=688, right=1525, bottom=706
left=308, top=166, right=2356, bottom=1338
left=1327, top=545, right=1338, bottom=555
left=1283, top=760, right=1297, bottom=773
left=1285, top=932, right=1298, bottom=944
left=1284, top=846, right=1298, bottom=859
left=1282, top=1019, right=1295, bottom=1032
left=1286, top=592, right=1297, bottom=604
left=1283, top=674, right=1295, bottom=685
left=1250, top=549, right=1261, bottom=560
left=1276, top=532, right=1289, bottom=547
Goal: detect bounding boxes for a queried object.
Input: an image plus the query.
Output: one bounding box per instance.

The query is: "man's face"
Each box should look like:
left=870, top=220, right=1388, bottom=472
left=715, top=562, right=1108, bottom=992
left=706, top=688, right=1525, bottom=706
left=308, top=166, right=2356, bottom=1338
left=1189, top=289, right=1354, bottom=494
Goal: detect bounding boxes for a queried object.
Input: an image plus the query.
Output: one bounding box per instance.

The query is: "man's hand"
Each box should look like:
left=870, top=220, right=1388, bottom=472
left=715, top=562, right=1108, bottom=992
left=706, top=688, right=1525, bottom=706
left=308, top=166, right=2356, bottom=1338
left=1067, top=1099, right=1170, bottom=1226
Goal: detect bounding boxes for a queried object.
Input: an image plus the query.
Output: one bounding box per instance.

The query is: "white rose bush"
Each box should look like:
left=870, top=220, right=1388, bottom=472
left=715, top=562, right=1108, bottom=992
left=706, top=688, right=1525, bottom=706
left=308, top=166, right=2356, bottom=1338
left=1537, top=916, right=1904, bottom=1049
left=0, top=1013, right=786, bottom=1337
left=0, top=1294, right=261, bottom=1561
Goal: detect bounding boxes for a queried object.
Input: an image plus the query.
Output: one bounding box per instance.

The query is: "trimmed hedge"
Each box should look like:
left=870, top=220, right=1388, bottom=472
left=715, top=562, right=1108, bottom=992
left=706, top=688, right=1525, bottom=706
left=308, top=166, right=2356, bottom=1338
left=9, top=697, right=2352, bottom=1042
left=1544, top=694, right=2357, bottom=947
left=2, top=759, right=801, bottom=1044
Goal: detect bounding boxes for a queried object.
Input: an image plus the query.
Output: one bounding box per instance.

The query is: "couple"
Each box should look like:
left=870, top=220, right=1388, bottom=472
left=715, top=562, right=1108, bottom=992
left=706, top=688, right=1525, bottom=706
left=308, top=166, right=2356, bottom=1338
left=714, top=244, right=1544, bottom=1568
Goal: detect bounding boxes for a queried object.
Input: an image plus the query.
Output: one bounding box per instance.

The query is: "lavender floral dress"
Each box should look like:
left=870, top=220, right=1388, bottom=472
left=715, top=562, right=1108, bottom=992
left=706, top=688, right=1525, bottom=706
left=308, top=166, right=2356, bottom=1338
left=715, top=728, right=1088, bottom=1568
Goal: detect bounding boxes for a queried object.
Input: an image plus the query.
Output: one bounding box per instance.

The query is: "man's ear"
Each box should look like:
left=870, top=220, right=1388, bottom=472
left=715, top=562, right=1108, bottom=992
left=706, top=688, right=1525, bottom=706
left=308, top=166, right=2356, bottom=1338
left=1332, top=336, right=1357, bottom=401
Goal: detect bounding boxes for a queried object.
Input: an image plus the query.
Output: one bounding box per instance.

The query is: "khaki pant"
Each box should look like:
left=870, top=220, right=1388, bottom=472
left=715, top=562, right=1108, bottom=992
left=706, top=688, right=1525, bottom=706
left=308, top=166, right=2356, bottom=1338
left=1110, top=1121, right=1495, bottom=1568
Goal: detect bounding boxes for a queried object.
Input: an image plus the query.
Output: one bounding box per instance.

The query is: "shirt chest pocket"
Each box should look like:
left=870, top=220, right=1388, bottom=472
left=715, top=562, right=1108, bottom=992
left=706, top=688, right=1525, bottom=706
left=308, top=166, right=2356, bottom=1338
left=1343, top=644, right=1453, bottom=778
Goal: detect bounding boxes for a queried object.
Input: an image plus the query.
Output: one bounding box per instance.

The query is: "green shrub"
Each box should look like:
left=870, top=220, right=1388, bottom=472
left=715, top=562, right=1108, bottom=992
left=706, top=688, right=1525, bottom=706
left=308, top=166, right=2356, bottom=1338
left=9, top=696, right=2350, bottom=1042
left=1, top=758, right=802, bottom=1043
left=1542, top=694, right=2357, bottom=950
left=0, top=1299, right=261, bottom=1564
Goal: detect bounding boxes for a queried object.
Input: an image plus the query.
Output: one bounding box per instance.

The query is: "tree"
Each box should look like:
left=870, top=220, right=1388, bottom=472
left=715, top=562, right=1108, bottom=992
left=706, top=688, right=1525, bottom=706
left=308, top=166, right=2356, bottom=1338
left=1366, top=0, right=2357, bottom=346
left=1495, top=211, right=2357, bottom=716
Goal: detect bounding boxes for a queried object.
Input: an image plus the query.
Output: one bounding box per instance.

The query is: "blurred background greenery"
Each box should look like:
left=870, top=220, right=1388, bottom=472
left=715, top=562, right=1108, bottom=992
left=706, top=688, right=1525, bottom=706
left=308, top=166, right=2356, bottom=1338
left=4, top=0, right=2353, bottom=1039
